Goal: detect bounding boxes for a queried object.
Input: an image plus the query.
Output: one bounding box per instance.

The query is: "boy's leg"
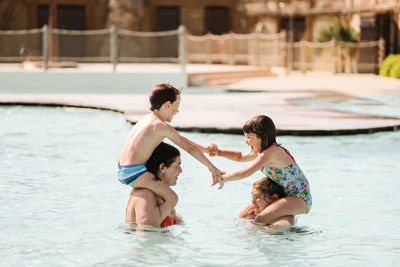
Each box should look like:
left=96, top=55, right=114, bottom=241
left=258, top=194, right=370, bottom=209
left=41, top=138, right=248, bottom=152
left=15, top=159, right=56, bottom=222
left=133, top=171, right=178, bottom=221
left=125, top=189, right=135, bottom=224
left=254, top=196, right=307, bottom=224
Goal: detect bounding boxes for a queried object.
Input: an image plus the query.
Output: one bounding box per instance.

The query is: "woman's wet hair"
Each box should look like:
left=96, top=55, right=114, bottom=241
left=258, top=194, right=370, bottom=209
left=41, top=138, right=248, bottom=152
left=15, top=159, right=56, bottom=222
left=146, top=142, right=180, bottom=180
left=242, top=115, right=276, bottom=151
left=149, top=83, right=181, bottom=111
left=253, top=177, right=285, bottom=199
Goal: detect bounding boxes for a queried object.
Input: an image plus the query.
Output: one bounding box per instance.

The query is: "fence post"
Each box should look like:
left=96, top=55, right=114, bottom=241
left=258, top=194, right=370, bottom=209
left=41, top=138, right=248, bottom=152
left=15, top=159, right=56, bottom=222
left=178, top=25, right=187, bottom=87
left=378, top=37, right=385, bottom=69
left=206, top=33, right=212, bottom=64
left=286, top=13, right=294, bottom=75
left=229, top=33, right=234, bottom=65
left=333, top=38, right=339, bottom=73
left=42, top=25, right=49, bottom=72
left=255, top=32, right=260, bottom=66
left=110, top=26, right=118, bottom=72
left=300, top=40, right=306, bottom=74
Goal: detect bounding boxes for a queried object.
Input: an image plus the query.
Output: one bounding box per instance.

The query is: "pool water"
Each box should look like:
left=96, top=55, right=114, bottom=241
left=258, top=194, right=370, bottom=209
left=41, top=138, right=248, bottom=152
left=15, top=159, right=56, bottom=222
left=1, top=106, right=399, bottom=266
left=292, top=93, right=400, bottom=118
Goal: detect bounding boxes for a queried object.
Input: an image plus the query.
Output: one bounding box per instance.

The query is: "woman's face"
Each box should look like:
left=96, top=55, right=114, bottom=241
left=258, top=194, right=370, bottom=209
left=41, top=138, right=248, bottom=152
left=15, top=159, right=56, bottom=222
left=159, top=156, right=182, bottom=186
left=251, top=188, right=273, bottom=215
left=244, top=132, right=262, bottom=153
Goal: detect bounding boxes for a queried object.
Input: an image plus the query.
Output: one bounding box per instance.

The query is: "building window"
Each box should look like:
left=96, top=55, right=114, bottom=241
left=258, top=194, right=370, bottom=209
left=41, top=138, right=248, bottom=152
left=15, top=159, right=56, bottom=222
left=205, top=7, right=229, bottom=34
left=156, top=6, right=180, bottom=31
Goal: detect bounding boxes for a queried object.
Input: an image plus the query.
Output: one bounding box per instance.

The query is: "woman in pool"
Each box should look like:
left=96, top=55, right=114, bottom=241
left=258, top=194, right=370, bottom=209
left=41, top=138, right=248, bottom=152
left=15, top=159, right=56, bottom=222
left=239, top=177, right=294, bottom=231
left=125, top=142, right=183, bottom=228
left=209, top=115, right=311, bottom=225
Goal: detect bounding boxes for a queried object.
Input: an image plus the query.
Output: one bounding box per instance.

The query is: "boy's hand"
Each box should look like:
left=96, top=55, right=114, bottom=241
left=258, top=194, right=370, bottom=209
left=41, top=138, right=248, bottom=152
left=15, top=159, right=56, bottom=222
left=207, top=143, right=219, bottom=157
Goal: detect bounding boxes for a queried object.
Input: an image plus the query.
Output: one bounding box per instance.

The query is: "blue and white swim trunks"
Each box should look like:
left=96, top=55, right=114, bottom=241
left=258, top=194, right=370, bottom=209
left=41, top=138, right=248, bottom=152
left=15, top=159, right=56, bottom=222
left=118, top=163, right=147, bottom=187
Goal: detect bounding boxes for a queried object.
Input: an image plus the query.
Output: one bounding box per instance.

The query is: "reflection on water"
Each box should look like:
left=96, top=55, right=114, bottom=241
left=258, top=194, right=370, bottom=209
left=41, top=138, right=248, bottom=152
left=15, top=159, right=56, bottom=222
left=1, top=106, right=399, bottom=266
left=291, top=93, right=400, bottom=118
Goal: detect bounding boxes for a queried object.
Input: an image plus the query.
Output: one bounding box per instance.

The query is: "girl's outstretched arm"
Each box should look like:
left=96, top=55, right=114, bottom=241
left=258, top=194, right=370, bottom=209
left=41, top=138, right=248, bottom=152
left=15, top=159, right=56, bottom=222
left=222, top=152, right=269, bottom=182
left=208, top=143, right=257, bottom=162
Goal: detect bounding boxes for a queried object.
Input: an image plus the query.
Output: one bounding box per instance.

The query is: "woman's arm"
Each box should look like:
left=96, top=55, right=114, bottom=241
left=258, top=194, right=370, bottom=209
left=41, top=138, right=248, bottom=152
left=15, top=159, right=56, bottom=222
left=131, top=189, right=164, bottom=227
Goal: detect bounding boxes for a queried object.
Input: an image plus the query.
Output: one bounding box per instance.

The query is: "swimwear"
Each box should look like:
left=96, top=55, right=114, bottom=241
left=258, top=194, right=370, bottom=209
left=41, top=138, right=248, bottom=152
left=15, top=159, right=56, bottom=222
left=160, top=215, right=178, bottom=228
left=118, top=162, right=147, bottom=187
left=261, top=144, right=312, bottom=211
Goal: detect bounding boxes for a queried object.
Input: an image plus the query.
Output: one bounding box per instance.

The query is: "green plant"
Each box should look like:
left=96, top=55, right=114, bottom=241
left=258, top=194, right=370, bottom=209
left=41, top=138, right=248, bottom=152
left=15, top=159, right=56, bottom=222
left=379, top=54, right=400, bottom=77
left=317, top=21, right=359, bottom=43
left=389, top=60, right=400, bottom=79
left=316, top=21, right=359, bottom=73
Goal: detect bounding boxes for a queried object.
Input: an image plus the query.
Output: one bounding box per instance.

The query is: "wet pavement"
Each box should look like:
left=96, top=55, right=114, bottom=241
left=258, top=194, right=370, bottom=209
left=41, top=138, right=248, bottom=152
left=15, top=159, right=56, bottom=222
left=1, top=64, right=400, bottom=135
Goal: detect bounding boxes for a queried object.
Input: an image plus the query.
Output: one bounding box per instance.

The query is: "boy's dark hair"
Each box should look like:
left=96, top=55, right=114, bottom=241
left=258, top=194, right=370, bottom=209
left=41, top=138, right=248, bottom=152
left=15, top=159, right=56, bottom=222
left=243, top=115, right=276, bottom=152
left=149, top=83, right=181, bottom=111
left=253, top=177, right=285, bottom=199
left=146, top=142, right=180, bottom=181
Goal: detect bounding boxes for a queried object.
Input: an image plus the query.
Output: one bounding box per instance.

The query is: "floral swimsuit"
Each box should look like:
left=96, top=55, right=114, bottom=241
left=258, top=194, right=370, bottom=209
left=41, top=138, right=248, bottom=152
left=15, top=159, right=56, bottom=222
left=261, top=144, right=312, bottom=211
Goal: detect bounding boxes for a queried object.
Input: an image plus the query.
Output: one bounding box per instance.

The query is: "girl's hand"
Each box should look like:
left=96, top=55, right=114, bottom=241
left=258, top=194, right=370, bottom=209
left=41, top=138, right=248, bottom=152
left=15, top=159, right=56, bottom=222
left=207, top=143, right=219, bottom=157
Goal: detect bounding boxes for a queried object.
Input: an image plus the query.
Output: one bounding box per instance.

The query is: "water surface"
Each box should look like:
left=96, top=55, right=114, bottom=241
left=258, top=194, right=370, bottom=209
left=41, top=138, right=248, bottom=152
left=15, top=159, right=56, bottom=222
left=1, top=106, right=399, bottom=266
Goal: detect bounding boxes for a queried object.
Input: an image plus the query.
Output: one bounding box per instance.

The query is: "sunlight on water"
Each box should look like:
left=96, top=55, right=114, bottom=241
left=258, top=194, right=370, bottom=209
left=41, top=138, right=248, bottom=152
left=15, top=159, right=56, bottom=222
left=0, top=106, right=399, bottom=266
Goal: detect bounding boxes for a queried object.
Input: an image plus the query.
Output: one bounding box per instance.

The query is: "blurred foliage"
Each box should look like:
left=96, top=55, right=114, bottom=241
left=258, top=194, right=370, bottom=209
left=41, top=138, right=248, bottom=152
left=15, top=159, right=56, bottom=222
left=317, top=21, right=359, bottom=43
left=316, top=21, right=359, bottom=73
left=379, top=54, right=400, bottom=78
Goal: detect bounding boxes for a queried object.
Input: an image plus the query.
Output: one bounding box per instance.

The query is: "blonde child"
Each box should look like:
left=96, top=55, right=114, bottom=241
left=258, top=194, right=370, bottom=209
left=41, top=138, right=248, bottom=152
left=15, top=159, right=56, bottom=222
left=209, top=115, right=311, bottom=225
left=119, top=84, right=224, bottom=221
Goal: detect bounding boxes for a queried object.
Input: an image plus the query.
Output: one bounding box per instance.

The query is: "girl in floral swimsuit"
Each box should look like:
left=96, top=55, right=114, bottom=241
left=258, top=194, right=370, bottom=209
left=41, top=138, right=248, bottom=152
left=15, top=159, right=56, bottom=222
left=209, top=115, right=312, bottom=225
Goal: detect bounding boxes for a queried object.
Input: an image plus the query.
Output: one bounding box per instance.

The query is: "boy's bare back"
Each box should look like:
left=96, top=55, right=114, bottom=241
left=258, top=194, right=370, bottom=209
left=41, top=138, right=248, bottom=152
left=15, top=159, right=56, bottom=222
left=120, top=114, right=169, bottom=165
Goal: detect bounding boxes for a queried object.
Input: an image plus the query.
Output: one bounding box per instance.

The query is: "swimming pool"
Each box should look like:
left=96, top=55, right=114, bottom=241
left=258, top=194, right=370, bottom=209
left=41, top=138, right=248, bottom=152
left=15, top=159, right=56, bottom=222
left=1, top=106, right=399, bottom=266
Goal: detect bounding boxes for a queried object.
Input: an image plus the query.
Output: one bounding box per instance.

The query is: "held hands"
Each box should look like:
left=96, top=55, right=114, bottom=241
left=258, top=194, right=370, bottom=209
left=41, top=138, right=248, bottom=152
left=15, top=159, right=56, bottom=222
left=210, top=167, right=225, bottom=189
left=207, top=143, right=219, bottom=157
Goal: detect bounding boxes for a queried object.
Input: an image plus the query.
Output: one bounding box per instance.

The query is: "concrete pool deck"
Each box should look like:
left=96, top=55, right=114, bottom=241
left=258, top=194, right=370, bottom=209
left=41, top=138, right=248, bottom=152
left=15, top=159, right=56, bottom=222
left=1, top=64, right=400, bottom=135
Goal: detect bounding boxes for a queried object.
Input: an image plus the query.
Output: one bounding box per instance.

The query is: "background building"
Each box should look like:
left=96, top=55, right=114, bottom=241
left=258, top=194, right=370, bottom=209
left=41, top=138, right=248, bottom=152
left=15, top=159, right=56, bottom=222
left=1, top=0, right=399, bottom=70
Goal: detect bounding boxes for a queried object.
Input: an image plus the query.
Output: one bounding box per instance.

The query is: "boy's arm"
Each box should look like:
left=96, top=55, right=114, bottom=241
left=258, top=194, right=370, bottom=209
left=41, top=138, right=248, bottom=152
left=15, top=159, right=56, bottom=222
left=162, top=124, right=224, bottom=187
left=179, top=135, right=208, bottom=153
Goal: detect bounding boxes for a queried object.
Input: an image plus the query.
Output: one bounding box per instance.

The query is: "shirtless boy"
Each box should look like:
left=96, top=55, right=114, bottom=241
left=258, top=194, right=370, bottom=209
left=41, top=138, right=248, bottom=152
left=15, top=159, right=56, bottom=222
left=119, top=84, right=223, bottom=220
